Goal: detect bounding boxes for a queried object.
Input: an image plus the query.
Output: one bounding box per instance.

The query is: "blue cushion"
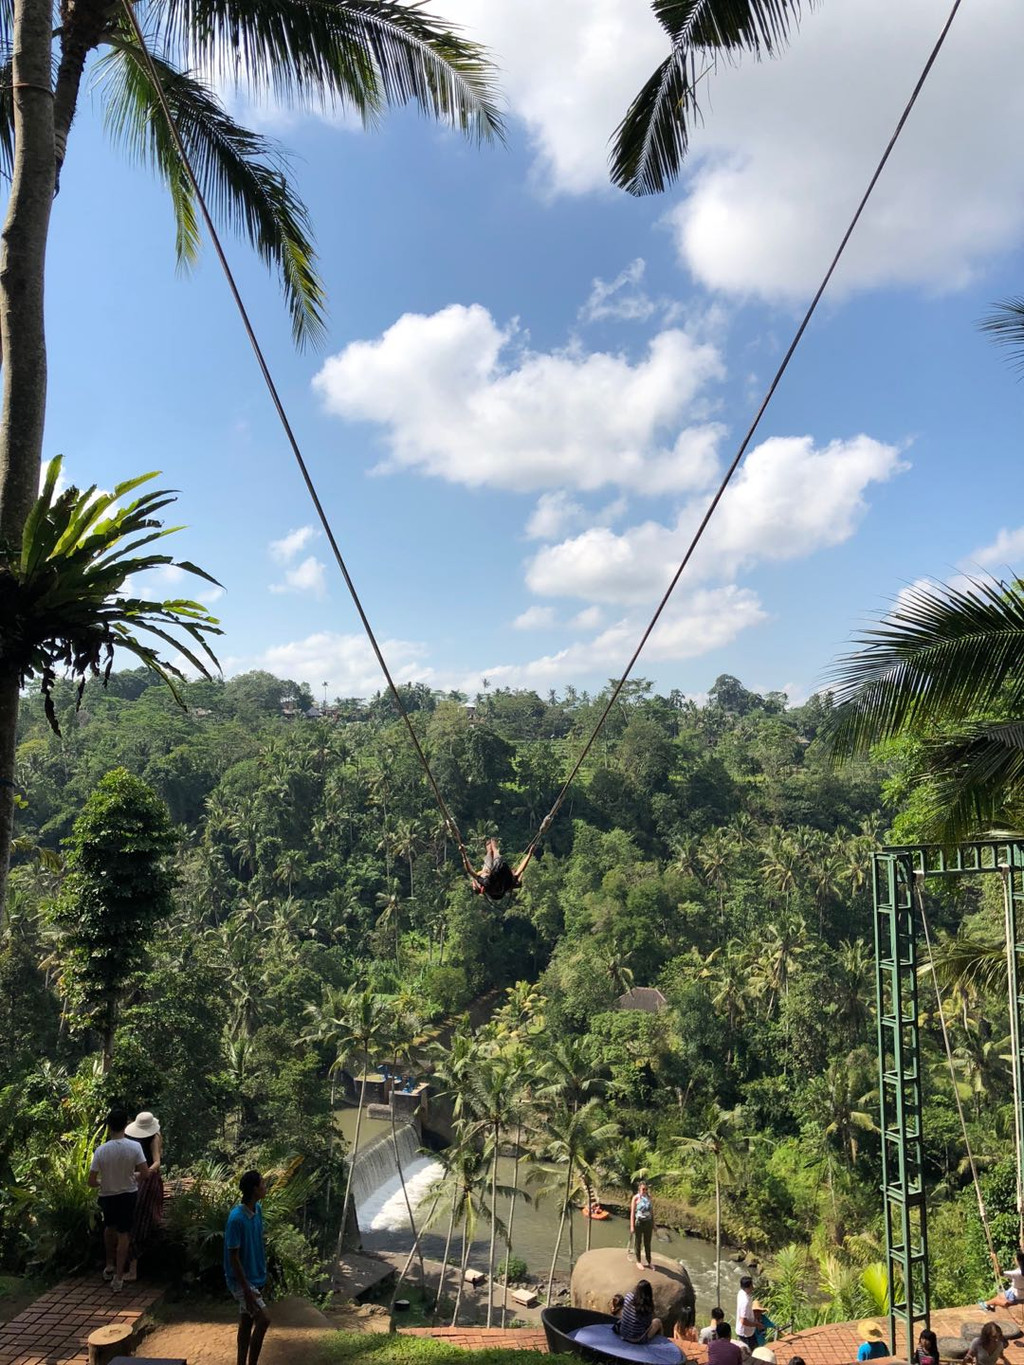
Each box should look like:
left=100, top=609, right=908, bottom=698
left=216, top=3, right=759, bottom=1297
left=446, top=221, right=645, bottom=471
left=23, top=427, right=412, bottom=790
left=569, top=1323, right=684, bottom=1364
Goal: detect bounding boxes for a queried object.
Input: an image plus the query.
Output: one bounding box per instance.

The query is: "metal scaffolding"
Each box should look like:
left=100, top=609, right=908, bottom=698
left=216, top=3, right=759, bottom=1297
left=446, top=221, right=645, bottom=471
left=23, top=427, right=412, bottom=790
left=872, top=841, right=1024, bottom=1359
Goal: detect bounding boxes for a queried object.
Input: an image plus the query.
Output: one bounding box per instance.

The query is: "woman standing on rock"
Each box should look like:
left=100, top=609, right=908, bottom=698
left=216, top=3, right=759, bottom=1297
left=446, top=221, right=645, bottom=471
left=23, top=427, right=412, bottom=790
left=630, top=1181, right=655, bottom=1270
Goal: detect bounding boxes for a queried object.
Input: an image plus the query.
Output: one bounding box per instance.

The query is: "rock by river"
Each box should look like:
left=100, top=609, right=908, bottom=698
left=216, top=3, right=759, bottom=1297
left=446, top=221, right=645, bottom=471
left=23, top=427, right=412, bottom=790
left=571, top=1248, right=696, bottom=1334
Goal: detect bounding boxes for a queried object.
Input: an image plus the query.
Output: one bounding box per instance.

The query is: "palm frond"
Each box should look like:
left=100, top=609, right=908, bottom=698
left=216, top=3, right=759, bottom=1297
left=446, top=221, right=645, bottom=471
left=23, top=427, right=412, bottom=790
left=157, top=0, right=503, bottom=141
left=980, top=297, right=1024, bottom=376
left=824, top=576, right=1024, bottom=761
left=97, top=39, right=325, bottom=346
left=0, top=456, right=222, bottom=735
left=610, top=0, right=808, bottom=195
left=911, top=720, right=1024, bottom=841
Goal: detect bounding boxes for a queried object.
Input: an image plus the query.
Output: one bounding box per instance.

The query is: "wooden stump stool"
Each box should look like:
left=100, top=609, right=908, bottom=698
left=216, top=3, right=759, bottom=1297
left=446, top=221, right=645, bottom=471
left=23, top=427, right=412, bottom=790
left=87, top=1321, right=134, bottom=1364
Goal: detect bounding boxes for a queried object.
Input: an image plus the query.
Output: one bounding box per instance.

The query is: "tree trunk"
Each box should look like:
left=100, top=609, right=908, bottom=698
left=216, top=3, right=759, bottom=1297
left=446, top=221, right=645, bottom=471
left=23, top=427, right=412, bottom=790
left=388, top=1189, right=441, bottom=1332
left=714, top=1158, right=722, bottom=1310
left=501, top=1121, right=522, bottom=1328
left=0, top=0, right=55, bottom=921
left=545, top=1194, right=569, bottom=1307
left=566, top=1157, right=575, bottom=1264
left=584, top=1176, right=593, bottom=1253
left=390, top=1101, right=423, bottom=1285
left=433, top=1182, right=458, bottom=1317
left=337, top=1072, right=367, bottom=1260
left=486, top=1120, right=499, bottom=1327
left=450, top=1201, right=472, bottom=1327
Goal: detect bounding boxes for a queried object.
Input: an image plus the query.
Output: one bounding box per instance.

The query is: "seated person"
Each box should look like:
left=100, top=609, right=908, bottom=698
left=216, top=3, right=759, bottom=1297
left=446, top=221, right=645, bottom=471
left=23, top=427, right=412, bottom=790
left=700, top=1309, right=726, bottom=1345
left=709, top=1321, right=744, bottom=1365
left=618, top=1280, right=663, bottom=1344
left=673, top=1308, right=696, bottom=1347
left=857, top=1322, right=889, bottom=1361
left=990, top=1248, right=1024, bottom=1307
left=967, top=1323, right=1009, bottom=1365
left=914, top=1330, right=939, bottom=1365
left=610, top=1293, right=624, bottom=1320
left=466, top=839, right=526, bottom=901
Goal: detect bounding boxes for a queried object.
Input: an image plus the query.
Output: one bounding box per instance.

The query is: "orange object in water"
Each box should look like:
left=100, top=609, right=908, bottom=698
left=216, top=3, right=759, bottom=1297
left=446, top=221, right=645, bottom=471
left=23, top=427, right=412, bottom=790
left=582, top=1205, right=610, bottom=1220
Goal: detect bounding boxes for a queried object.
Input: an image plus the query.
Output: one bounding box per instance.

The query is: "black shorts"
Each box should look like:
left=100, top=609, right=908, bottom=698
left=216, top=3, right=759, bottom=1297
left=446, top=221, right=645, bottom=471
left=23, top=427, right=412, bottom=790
left=99, top=1191, right=137, bottom=1234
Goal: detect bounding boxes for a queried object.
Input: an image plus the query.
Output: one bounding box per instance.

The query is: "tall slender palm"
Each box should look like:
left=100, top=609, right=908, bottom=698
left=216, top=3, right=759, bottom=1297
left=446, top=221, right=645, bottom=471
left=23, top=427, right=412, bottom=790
left=306, top=985, right=392, bottom=1258
left=675, top=1104, right=749, bottom=1308
left=0, top=0, right=502, bottom=912
left=538, top=1099, right=619, bottom=1304
left=465, top=1052, right=522, bottom=1327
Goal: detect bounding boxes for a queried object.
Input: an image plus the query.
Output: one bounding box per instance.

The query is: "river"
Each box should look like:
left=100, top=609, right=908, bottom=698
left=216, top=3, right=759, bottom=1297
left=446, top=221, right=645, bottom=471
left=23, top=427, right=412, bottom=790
left=338, top=1112, right=742, bottom=1312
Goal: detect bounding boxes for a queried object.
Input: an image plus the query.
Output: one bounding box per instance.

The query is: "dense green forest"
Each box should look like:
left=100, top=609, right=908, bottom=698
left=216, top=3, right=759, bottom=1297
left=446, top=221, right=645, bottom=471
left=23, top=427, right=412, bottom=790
left=0, top=668, right=1016, bottom=1319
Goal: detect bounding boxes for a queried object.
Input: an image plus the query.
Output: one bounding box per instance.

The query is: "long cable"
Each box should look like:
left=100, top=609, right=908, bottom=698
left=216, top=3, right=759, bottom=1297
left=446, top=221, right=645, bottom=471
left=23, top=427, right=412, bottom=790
left=522, top=0, right=965, bottom=860
left=914, top=873, right=1000, bottom=1283
left=116, top=1, right=471, bottom=867
left=118, top=0, right=962, bottom=878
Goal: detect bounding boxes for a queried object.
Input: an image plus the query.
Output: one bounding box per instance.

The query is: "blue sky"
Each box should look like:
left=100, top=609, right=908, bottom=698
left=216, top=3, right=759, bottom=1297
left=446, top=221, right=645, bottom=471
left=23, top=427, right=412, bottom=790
left=38, top=0, right=1024, bottom=703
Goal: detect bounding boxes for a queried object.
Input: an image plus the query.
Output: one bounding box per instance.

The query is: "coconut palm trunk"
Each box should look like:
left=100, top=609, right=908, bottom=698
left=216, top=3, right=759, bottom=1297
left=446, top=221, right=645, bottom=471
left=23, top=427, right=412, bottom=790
left=450, top=1199, right=473, bottom=1326
left=0, top=0, right=56, bottom=921
left=390, top=1100, right=424, bottom=1284
left=336, top=1071, right=368, bottom=1259
left=545, top=1179, right=571, bottom=1307
left=714, top=1155, right=722, bottom=1309
left=486, top=1119, right=500, bottom=1326
left=388, top=1188, right=442, bottom=1331
left=434, top=1181, right=460, bottom=1316
left=501, top=1120, right=523, bottom=1328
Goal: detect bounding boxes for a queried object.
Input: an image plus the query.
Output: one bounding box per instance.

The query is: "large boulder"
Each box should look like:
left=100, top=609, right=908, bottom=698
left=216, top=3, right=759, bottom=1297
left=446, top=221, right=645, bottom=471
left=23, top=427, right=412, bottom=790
left=571, top=1248, right=696, bottom=1333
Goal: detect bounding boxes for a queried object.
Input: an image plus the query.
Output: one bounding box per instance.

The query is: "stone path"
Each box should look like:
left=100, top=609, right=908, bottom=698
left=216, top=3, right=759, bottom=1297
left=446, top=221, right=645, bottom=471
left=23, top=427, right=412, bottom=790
left=404, top=1326, right=549, bottom=1352
left=0, top=1275, right=162, bottom=1365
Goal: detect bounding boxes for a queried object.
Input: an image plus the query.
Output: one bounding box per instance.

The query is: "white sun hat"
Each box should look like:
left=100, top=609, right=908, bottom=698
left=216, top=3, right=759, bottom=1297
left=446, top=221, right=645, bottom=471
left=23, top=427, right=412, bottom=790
left=125, top=1111, right=160, bottom=1139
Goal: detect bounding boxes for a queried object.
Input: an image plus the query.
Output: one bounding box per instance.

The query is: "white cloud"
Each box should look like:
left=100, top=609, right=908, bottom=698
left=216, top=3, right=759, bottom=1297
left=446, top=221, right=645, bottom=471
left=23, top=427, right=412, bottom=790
left=257, top=630, right=431, bottom=698
left=270, top=525, right=316, bottom=563
left=513, top=605, right=557, bottom=631
left=445, top=0, right=1024, bottom=303
left=579, top=258, right=657, bottom=324
left=313, top=304, right=725, bottom=495
left=526, top=492, right=584, bottom=541
left=269, top=555, right=327, bottom=596
left=965, top=525, right=1024, bottom=572
left=455, top=586, right=767, bottom=692
left=527, top=434, right=905, bottom=603
left=570, top=605, right=604, bottom=631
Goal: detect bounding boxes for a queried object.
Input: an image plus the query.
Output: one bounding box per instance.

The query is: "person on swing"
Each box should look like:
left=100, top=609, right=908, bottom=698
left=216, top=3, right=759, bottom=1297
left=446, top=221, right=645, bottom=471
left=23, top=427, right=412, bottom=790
left=466, top=838, right=527, bottom=901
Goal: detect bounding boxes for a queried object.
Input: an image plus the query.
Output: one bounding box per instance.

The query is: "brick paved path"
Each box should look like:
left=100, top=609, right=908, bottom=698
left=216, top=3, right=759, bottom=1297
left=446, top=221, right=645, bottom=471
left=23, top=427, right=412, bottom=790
left=404, top=1326, right=549, bottom=1352
left=0, top=1276, right=162, bottom=1365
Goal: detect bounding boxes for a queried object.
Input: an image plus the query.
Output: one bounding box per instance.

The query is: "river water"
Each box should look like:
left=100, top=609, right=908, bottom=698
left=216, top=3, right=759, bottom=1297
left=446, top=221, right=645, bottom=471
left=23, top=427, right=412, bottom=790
left=338, top=1112, right=742, bottom=1313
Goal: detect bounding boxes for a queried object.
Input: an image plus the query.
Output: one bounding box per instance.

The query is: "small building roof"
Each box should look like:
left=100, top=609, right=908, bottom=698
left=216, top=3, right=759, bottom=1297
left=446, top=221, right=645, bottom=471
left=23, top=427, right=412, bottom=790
left=616, top=987, right=667, bottom=1013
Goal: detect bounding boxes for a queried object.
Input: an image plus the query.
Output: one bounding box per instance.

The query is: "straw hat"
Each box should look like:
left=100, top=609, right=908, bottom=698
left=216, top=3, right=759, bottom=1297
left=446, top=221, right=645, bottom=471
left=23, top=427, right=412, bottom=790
left=126, top=1111, right=160, bottom=1139
left=858, top=1321, right=885, bottom=1341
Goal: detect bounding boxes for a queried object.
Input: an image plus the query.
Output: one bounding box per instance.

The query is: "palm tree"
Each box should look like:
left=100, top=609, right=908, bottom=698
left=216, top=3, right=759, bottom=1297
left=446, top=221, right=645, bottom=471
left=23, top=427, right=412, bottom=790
left=537, top=1099, right=619, bottom=1303
left=609, top=1, right=810, bottom=196
left=306, top=985, right=392, bottom=1258
left=464, top=1052, right=522, bottom=1327
left=0, top=458, right=220, bottom=923
left=675, top=1104, right=749, bottom=1308
left=0, top=0, right=502, bottom=913
left=825, top=575, right=1024, bottom=842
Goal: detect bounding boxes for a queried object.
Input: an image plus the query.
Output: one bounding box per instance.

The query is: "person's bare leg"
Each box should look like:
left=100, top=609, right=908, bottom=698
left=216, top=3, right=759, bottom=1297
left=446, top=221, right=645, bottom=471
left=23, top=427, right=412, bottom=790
left=237, top=1314, right=253, bottom=1365
left=115, top=1231, right=130, bottom=1278
left=103, top=1226, right=117, bottom=1274
left=647, top=1318, right=663, bottom=1340
left=248, top=1307, right=270, bottom=1365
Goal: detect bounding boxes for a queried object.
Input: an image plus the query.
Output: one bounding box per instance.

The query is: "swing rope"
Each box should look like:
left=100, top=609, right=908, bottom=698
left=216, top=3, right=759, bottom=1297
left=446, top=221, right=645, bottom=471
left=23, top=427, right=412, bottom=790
left=518, top=0, right=965, bottom=866
left=913, top=873, right=1002, bottom=1289
left=115, top=0, right=474, bottom=872
left=118, top=0, right=962, bottom=891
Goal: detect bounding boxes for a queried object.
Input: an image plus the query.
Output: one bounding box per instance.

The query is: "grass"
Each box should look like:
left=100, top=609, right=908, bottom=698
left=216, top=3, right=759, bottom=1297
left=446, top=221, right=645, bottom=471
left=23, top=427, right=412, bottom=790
left=310, top=1331, right=573, bottom=1365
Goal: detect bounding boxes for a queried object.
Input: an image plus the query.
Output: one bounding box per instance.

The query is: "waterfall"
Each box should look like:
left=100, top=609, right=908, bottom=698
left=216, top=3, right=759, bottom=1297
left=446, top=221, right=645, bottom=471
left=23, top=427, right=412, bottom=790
left=352, top=1123, right=444, bottom=1234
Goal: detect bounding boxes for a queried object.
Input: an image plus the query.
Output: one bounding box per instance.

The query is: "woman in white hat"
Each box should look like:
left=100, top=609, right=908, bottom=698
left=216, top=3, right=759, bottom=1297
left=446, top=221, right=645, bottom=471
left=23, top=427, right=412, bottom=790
left=124, top=1112, right=163, bottom=1283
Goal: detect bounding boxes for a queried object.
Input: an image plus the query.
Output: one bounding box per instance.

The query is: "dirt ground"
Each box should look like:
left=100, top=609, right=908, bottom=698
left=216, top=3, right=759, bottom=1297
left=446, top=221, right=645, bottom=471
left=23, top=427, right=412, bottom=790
left=140, top=1293, right=388, bottom=1365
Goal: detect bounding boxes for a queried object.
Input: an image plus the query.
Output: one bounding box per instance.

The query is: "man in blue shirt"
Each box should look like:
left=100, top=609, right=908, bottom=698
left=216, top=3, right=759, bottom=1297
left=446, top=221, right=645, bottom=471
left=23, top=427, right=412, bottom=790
left=224, top=1170, right=270, bottom=1365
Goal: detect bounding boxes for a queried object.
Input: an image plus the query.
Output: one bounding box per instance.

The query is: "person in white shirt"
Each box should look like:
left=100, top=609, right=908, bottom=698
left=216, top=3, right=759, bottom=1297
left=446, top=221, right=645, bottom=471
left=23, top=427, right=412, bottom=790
left=736, top=1276, right=758, bottom=1349
left=88, top=1107, right=147, bottom=1293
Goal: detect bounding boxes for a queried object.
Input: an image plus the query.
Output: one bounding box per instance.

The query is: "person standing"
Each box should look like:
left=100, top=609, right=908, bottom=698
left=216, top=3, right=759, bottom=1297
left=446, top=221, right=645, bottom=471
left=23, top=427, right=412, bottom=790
left=736, top=1276, right=758, bottom=1350
left=225, top=1170, right=271, bottom=1365
left=88, top=1107, right=148, bottom=1293
left=124, top=1111, right=164, bottom=1283
left=630, top=1180, right=655, bottom=1270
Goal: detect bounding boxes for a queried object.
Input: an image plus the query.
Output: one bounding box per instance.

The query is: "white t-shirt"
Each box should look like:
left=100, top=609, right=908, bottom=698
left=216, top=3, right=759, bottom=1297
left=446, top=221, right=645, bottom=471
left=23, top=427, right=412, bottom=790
left=700, top=1327, right=719, bottom=1344
left=90, top=1137, right=146, bottom=1196
left=1007, top=1268, right=1024, bottom=1295
left=736, top=1289, right=756, bottom=1338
